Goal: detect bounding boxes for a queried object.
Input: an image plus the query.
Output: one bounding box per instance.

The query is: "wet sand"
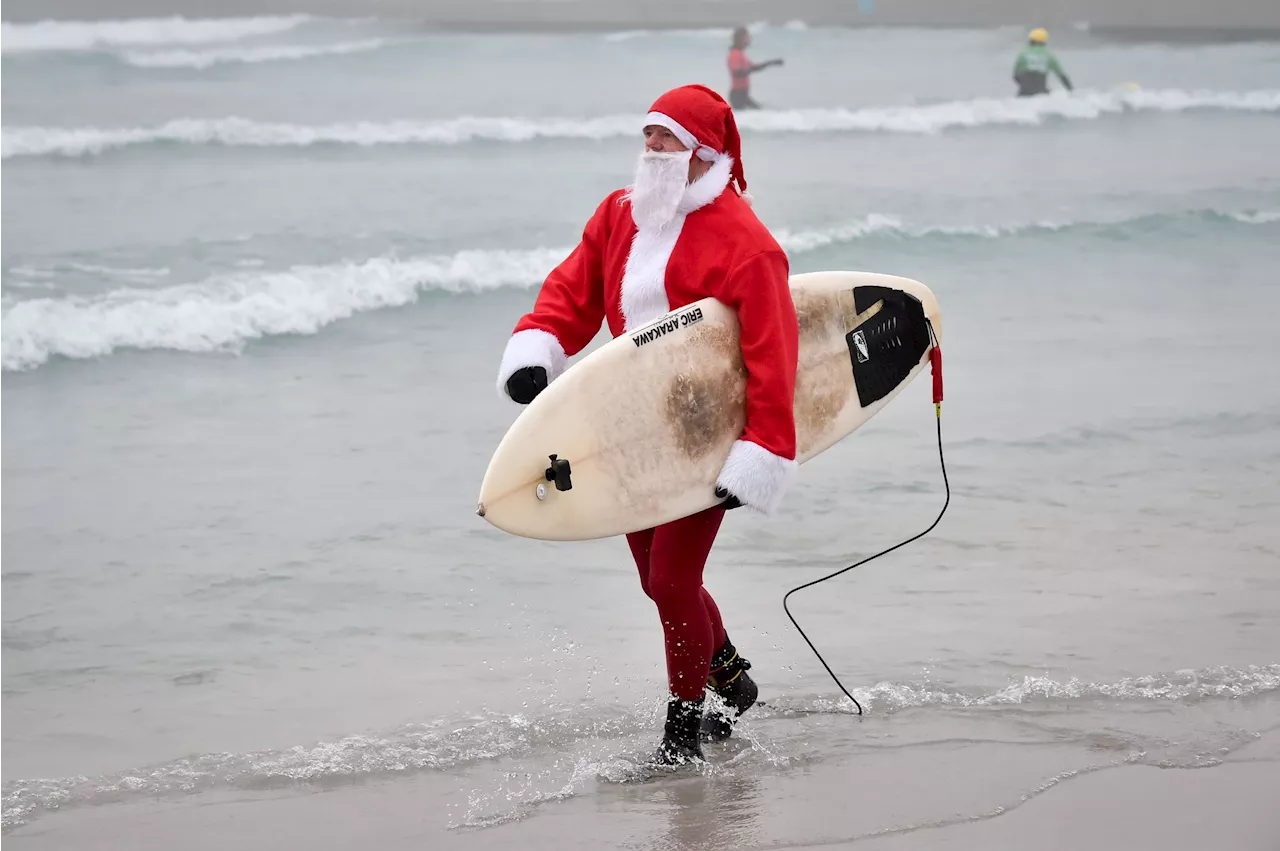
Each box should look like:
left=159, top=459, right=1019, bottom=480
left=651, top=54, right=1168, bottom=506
left=8, top=739, right=1277, bottom=850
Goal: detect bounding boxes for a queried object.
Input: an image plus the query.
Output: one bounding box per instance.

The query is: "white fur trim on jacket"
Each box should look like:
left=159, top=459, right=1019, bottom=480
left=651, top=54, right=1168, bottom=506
left=495, top=328, right=567, bottom=401
left=678, top=154, right=732, bottom=214
left=621, top=223, right=681, bottom=331
left=620, top=155, right=734, bottom=331
left=715, top=439, right=798, bottom=515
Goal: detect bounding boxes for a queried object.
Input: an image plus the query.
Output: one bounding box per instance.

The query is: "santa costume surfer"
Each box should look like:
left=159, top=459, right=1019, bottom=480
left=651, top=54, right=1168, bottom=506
left=495, top=84, right=799, bottom=764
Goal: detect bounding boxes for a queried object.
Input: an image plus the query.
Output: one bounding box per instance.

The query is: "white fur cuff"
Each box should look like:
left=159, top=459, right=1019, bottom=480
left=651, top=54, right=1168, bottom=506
left=715, top=439, right=798, bottom=515
left=496, top=328, right=567, bottom=401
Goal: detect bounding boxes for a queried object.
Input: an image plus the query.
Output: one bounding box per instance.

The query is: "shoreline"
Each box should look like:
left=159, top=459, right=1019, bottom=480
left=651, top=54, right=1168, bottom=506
left=6, top=757, right=1278, bottom=850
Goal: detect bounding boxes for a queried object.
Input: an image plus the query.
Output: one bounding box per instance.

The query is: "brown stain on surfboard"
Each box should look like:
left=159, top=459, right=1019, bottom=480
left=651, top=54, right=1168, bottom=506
left=795, top=289, right=834, bottom=343
left=665, top=324, right=745, bottom=460
left=791, top=289, right=851, bottom=455
left=664, top=292, right=854, bottom=461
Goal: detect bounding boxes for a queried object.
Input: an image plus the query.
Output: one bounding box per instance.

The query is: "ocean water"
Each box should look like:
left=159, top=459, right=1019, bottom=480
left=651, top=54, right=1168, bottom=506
left=3, top=15, right=1280, bottom=848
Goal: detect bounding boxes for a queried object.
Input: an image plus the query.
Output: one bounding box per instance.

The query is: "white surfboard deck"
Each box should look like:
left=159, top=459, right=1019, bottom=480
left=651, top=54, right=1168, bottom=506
left=477, top=270, right=942, bottom=541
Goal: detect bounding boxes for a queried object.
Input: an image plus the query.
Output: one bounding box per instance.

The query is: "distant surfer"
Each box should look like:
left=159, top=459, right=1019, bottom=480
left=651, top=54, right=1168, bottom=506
left=496, top=85, right=798, bottom=765
left=1013, top=28, right=1073, bottom=97
left=728, top=26, right=783, bottom=110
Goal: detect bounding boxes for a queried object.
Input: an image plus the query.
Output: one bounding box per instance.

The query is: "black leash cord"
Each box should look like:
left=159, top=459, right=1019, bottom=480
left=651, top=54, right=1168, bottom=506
left=781, top=320, right=950, bottom=715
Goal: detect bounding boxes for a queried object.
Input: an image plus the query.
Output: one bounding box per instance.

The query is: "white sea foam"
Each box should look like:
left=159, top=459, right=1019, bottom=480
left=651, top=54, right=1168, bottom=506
left=1228, top=210, right=1280, bottom=224
left=3, top=665, right=1274, bottom=828
left=120, top=38, right=392, bottom=69
left=1, top=248, right=568, bottom=371
left=0, top=15, right=312, bottom=53
left=4, top=207, right=1274, bottom=371
left=9, top=89, right=1275, bottom=159
left=65, top=263, right=172, bottom=280
left=603, top=21, right=767, bottom=42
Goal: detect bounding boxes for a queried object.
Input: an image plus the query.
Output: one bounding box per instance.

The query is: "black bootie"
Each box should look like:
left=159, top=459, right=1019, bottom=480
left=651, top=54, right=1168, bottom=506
left=700, top=637, right=758, bottom=743
left=653, top=696, right=705, bottom=765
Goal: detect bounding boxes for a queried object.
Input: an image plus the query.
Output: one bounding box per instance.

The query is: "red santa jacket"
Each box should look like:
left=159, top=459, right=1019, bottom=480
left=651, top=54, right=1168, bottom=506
left=496, top=156, right=799, bottom=514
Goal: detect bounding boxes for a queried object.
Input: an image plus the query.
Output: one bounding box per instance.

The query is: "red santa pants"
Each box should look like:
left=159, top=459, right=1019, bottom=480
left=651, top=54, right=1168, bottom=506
left=626, top=505, right=729, bottom=700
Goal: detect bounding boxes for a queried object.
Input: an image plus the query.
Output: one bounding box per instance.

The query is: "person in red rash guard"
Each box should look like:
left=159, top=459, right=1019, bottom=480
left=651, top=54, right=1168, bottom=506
left=727, top=26, right=783, bottom=110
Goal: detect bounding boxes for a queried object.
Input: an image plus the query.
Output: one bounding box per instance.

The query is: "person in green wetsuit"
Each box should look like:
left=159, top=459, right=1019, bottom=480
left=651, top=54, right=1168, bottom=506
left=1013, top=28, right=1073, bottom=97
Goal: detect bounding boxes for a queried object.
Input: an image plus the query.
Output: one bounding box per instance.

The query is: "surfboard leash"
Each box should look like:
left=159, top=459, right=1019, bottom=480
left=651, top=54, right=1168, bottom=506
left=781, top=319, right=950, bottom=716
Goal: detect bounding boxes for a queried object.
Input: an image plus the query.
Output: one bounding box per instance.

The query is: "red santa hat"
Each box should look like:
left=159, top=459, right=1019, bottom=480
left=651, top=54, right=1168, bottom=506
left=645, top=84, right=751, bottom=204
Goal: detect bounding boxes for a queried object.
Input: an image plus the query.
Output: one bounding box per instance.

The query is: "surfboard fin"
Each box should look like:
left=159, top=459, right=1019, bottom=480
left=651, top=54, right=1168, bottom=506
left=544, top=454, right=573, bottom=492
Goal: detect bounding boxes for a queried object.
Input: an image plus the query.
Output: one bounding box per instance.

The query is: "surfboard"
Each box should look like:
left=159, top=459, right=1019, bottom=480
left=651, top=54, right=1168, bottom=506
left=477, top=270, right=942, bottom=541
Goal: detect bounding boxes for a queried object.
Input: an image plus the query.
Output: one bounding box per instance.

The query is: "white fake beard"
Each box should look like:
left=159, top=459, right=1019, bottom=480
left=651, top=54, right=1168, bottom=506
left=629, top=149, right=692, bottom=231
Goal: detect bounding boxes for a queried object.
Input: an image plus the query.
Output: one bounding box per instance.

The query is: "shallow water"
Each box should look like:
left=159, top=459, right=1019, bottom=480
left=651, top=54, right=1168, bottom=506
left=3, top=16, right=1279, bottom=844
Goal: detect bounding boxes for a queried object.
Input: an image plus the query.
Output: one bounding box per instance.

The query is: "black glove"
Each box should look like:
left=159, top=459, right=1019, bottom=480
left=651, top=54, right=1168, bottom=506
left=506, top=366, right=547, bottom=405
left=715, top=486, right=743, bottom=511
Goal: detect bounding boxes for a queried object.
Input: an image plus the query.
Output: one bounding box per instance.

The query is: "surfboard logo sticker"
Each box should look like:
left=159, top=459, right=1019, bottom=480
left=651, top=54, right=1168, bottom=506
left=631, top=307, right=704, bottom=347
left=852, top=330, right=870, bottom=363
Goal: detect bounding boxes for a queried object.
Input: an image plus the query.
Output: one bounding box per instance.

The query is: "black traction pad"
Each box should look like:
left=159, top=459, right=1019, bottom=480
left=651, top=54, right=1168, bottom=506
left=845, top=286, right=931, bottom=408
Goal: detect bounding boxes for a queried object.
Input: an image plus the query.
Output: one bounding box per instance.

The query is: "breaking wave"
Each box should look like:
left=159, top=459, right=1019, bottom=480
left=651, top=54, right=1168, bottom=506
left=773, top=207, right=1280, bottom=250
left=1, top=248, right=567, bottom=371
left=4, top=208, right=1276, bottom=372
left=602, top=21, right=767, bottom=42
left=5, top=89, right=1277, bottom=159
left=1230, top=210, right=1280, bottom=224
left=0, top=15, right=313, bottom=53
left=120, top=38, right=393, bottom=69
